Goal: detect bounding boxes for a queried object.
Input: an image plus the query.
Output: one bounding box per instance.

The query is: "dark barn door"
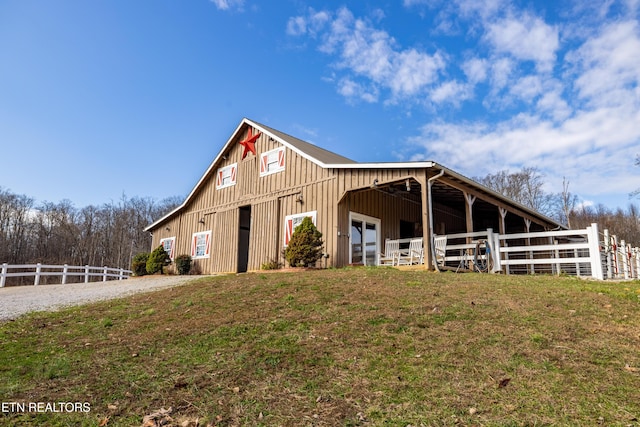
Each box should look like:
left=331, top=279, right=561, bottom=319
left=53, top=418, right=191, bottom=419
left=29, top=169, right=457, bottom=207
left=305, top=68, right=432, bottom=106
left=238, top=206, right=251, bottom=273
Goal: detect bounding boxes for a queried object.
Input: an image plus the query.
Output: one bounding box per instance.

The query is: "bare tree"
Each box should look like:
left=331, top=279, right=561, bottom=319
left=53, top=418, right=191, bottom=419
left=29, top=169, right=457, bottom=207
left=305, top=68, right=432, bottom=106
left=0, top=188, right=182, bottom=269
left=559, top=177, right=578, bottom=228
left=569, top=202, right=640, bottom=246
left=475, top=167, right=556, bottom=217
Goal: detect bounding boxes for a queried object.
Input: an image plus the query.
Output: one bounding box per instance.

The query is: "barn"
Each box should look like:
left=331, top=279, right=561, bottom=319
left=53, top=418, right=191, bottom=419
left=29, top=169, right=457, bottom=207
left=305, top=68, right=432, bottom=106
left=145, top=118, right=562, bottom=273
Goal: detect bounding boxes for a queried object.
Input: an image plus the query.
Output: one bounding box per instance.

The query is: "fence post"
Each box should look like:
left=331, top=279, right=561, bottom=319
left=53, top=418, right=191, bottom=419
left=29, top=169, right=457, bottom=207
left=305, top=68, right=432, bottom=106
left=62, top=264, right=68, bottom=285
left=119, top=268, right=124, bottom=280
left=103, top=266, right=108, bottom=282
left=504, top=241, right=510, bottom=275
left=554, top=240, right=560, bottom=275
left=34, top=263, right=41, bottom=286
left=621, top=240, right=629, bottom=280
left=588, top=223, right=604, bottom=280
left=612, top=235, right=620, bottom=278
left=85, top=265, right=90, bottom=283
left=603, top=229, right=612, bottom=279
left=492, top=232, right=501, bottom=273
left=1, top=263, right=7, bottom=287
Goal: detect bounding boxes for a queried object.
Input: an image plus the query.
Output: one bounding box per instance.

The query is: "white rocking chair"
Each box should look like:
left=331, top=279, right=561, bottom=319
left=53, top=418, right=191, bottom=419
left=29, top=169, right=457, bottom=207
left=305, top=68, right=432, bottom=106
left=397, top=238, right=424, bottom=265
left=378, top=239, right=400, bottom=266
left=433, top=235, right=447, bottom=270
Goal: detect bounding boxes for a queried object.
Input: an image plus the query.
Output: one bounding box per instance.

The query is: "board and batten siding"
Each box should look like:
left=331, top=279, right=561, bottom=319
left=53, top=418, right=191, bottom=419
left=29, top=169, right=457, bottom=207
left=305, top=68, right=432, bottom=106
left=150, top=127, right=342, bottom=273
left=333, top=168, right=430, bottom=267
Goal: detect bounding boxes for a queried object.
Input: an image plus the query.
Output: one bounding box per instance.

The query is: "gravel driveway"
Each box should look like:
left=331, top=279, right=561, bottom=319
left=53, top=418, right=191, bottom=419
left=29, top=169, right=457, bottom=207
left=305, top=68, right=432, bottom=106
left=0, top=275, right=204, bottom=322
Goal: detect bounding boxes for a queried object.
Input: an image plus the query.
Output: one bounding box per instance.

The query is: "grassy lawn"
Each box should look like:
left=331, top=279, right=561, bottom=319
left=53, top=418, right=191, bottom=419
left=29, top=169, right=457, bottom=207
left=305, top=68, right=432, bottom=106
left=1, top=268, right=639, bottom=426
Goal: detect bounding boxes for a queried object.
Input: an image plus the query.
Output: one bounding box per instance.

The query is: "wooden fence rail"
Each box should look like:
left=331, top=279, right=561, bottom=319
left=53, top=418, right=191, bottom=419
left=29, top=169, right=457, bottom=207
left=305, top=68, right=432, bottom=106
left=0, top=263, right=132, bottom=287
left=435, top=223, right=640, bottom=281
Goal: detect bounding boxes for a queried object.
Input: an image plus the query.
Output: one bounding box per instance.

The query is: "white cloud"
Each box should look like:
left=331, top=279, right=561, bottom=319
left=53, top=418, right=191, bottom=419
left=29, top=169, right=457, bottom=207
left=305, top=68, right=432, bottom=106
left=337, top=78, right=378, bottom=103
left=286, top=2, right=640, bottom=206
left=454, top=0, right=509, bottom=20
left=483, top=13, right=559, bottom=72
left=536, top=90, right=572, bottom=122
left=290, top=7, right=445, bottom=102
left=430, top=80, right=473, bottom=105
left=567, top=20, right=640, bottom=107
left=389, top=49, right=446, bottom=96
left=286, top=16, right=307, bottom=36
left=408, top=100, right=640, bottom=200
left=287, top=9, right=331, bottom=37
left=462, top=57, right=488, bottom=83
left=509, top=75, right=543, bottom=102
left=210, top=0, right=244, bottom=12
left=488, top=57, right=514, bottom=92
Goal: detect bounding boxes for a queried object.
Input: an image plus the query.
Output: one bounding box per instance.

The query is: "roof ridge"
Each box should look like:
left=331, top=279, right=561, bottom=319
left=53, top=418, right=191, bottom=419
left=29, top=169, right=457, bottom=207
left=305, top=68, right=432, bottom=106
left=248, top=119, right=357, bottom=165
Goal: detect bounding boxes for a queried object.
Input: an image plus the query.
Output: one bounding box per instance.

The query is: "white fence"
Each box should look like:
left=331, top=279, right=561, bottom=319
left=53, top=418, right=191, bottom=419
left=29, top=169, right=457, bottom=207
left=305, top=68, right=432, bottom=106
left=0, top=263, right=132, bottom=287
left=437, top=223, right=639, bottom=281
left=603, top=230, right=640, bottom=280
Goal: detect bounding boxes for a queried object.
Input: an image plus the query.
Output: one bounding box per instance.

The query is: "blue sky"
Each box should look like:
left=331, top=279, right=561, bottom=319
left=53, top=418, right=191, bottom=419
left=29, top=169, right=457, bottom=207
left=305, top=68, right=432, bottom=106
left=1, top=0, right=639, bottom=211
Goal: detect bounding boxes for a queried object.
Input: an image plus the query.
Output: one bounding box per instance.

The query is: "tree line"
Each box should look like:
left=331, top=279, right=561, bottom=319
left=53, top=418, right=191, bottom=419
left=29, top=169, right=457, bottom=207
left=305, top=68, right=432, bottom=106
left=0, top=187, right=181, bottom=268
left=1, top=164, right=638, bottom=270
left=475, top=167, right=640, bottom=246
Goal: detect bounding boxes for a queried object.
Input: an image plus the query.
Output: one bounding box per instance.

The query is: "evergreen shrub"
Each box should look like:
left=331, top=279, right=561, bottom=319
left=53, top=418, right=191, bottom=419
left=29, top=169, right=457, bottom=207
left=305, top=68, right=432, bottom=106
left=284, top=216, right=323, bottom=267
left=146, top=245, right=171, bottom=275
left=175, top=254, right=192, bottom=275
left=132, top=252, right=149, bottom=276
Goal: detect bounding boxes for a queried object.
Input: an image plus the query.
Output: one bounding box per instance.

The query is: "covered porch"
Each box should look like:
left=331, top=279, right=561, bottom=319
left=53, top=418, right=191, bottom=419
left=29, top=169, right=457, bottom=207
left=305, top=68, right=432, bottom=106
left=335, top=166, right=561, bottom=269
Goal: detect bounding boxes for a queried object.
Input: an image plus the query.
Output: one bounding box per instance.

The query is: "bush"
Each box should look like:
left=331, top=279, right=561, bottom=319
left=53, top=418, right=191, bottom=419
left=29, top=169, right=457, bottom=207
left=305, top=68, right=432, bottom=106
left=131, top=252, right=149, bottom=276
left=146, top=245, right=171, bottom=275
left=284, top=216, right=323, bottom=267
left=175, top=254, right=192, bottom=275
left=261, top=259, right=282, bottom=270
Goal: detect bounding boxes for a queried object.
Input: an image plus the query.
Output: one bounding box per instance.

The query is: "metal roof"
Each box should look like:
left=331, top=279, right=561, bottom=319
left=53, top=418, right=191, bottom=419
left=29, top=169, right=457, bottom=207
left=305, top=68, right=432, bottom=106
left=145, top=118, right=565, bottom=231
left=249, top=119, right=357, bottom=166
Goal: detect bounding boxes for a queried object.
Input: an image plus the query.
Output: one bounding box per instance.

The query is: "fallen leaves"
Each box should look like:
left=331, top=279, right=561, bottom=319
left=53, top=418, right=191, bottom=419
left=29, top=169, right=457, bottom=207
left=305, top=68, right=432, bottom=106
left=498, top=378, right=511, bottom=388
left=140, top=407, right=208, bottom=427
left=142, top=407, right=174, bottom=427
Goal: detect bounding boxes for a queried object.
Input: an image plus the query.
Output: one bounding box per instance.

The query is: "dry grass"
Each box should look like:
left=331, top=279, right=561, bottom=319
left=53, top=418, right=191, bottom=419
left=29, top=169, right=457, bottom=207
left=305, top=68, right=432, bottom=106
left=1, top=268, right=639, bottom=426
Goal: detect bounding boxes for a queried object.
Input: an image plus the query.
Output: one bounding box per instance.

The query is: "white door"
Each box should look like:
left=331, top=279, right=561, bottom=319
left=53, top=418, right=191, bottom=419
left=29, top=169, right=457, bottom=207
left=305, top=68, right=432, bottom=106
left=349, top=212, right=381, bottom=266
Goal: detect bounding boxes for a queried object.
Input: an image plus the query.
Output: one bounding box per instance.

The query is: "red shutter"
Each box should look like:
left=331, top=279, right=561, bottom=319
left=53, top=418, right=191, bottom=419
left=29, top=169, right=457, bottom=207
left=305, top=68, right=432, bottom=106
left=205, top=233, right=211, bottom=256
left=260, top=154, right=267, bottom=174
left=217, top=170, right=223, bottom=187
left=191, top=235, right=197, bottom=257
left=284, top=218, right=293, bottom=246
left=231, top=165, right=237, bottom=183
left=278, top=149, right=285, bottom=168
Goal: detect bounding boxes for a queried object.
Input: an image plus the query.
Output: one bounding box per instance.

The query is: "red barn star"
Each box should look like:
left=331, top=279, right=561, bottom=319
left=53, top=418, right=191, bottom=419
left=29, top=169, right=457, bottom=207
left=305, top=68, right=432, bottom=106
left=239, top=127, right=261, bottom=159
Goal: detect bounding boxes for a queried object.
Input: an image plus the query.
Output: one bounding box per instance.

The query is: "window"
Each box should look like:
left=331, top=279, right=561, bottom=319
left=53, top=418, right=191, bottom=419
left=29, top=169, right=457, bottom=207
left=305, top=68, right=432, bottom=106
left=260, top=147, right=285, bottom=176
left=191, top=231, right=211, bottom=259
left=284, top=211, right=317, bottom=247
left=216, top=163, right=237, bottom=189
left=159, top=236, right=176, bottom=260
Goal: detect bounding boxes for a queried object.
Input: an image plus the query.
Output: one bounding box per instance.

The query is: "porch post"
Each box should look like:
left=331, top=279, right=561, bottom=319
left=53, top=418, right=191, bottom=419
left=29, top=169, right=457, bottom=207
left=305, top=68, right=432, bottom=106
left=464, top=192, right=476, bottom=234
left=419, top=172, right=432, bottom=269
left=464, top=192, right=476, bottom=269
left=499, top=207, right=507, bottom=235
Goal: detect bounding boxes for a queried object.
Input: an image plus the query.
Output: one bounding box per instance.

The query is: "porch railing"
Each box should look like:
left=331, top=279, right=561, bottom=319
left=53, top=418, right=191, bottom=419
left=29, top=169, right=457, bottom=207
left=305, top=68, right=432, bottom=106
left=0, top=263, right=132, bottom=287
